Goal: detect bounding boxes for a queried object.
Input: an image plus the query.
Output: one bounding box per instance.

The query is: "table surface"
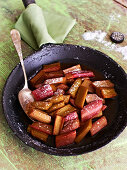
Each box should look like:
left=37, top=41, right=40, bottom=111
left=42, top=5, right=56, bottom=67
left=0, top=0, right=127, bottom=169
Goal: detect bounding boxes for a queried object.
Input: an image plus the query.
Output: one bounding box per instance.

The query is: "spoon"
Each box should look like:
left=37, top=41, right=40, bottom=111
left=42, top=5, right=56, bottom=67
left=10, top=29, right=34, bottom=116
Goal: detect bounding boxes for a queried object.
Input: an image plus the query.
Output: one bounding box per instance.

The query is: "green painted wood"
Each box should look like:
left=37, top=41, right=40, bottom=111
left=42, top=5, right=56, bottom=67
left=0, top=0, right=127, bottom=169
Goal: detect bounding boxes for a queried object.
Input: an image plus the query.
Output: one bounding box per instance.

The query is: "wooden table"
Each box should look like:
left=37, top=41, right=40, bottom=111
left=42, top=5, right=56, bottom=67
left=0, top=0, right=127, bottom=169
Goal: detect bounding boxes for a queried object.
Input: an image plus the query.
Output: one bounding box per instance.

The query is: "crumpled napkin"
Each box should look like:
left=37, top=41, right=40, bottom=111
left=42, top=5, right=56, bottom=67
left=15, top=4, right=76, bottom=50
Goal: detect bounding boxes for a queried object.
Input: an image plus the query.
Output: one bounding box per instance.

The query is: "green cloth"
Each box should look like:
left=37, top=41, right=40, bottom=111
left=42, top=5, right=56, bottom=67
left=15, top=4, right=76, bottom=50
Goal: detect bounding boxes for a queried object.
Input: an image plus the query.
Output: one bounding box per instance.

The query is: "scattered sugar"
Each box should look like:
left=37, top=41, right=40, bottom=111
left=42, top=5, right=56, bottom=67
left=82, top=30, right=127, bottom=60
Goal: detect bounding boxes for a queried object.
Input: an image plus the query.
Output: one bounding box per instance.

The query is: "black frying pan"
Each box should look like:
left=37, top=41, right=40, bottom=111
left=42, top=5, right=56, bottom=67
left=2, top=43, right=127, bottom=156
left=2, top=0, right=127, bottom=156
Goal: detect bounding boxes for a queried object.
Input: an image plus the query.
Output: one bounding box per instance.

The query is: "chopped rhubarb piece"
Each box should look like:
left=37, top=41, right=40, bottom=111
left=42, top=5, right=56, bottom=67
left=92, top=80, right=114, bottom=88
left=46, top=95, right=64, bottom=104
left=81, top=100, right=103, bottom=122
left=32, top=84, right=53, bottom=101
left=54, top=89, right=65, bottom=96
left=32, top=101, right=52, bottom=110
left=64, top=111, right=78, bottom=122
left=56, top=104, right=76, bottom=117
left=44, top=77, right=66, bottom=85
left=70, top=98, right=76, bottom=107
left=29, top=127, right=49, bottom=142
left=66, top=70, right=95, bottom=79
left=68, top=78, right=82, bottom=98
left=30, top=122, right=53, bottom=135
left=43, top=62, right=61, bottom=72
left=101, top=87, right=117, bottom=98
left=60, top=119, right=80, bottom=134
left=63, top=64, right=81, bottom=74
left=53, top=115, right=64, bottom=135
left=47, top=101, right=65, bottom=113
left=75, top=119, right=92, bottom=143
left=44, top=70, right=64, bottom=79
left=29, top=109, right=51, bottom=123
left=29, top=70, right=45, bottom=88
left=57, top=84, right=69, bottom=91
left=102, top=105, right=107, bottom=111
left=90, top=116, right=107, bottom=136
left=81, top=79, right=95, bottom=93
left=75, top=86, right=88, bottom=109
left=56, top=130, right=76, bottom=148
left=86, top=94, right=105, bottom=104
left=93, top=110, right=103, bottom=118
left=63, top=95, right=70, bottom=104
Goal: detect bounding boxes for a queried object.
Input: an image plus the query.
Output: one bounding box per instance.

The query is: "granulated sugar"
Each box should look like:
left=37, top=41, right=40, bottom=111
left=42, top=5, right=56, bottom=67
left=82, top=30, right=127, bottom=60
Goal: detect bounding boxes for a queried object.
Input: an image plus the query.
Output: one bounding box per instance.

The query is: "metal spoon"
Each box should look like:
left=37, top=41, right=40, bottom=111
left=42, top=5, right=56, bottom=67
left=10, top=29, right=34, bottom=116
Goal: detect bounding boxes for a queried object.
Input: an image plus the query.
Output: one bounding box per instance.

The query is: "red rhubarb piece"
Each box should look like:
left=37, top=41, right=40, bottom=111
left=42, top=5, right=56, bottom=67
left=81, top=100, right=103, bottom=122
left=102, top=105, right=107, bottom=111
left=60, top=119, right=80, bottom=134
left=32, top=84, right=53, bottom=101
left=66, top=70, right=95, bottom=79
left=30, top=122, right=53, bottom=135
left=86, top=94, right=105, bottom=104
left=56, top=130, right=76, bottom=147
left=64, top=111, right=78, bottom=122
left=90, top=116, right=107, bottom=136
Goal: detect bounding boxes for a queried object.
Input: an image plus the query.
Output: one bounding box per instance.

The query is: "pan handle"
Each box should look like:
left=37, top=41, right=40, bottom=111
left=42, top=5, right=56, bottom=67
left=22, top=0, right=36, bottom=8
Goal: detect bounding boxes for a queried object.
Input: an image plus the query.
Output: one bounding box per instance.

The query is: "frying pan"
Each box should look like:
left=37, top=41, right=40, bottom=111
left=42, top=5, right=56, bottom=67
left=2, top=0, right=127, bottom=156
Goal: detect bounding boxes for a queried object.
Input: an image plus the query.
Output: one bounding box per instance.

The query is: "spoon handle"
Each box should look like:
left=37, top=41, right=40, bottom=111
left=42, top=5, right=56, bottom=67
left=10, top=29, right=28, bottom=89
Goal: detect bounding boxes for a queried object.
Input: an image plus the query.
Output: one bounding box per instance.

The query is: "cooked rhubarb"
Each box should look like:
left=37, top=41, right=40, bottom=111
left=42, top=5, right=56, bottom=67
left=75, top=119, right=92, bottom=143
left=53, top=115, right=64, bottom=135
left=29, top=127, right=49, bottom=142
left=100, top=87, right=117, bottom=98
left=44, top=77, right=66, bottom=85
left=75, top=86, right=88, bottom=109
left=81, top=79, right=95, bottom=93
left=56, top=130, right=76, bottom=148
left=90, top=116, right=107, bottom=136
left=32, top=101, right=52, bottom=110
left=81, top=100, right=103, bottom=122
left=32, top=84, right=53, bottom=101
left=66, top=70, right=95, bottom=79
left=92, top=80, right=114, bottom=88
left=44, top=70, right=64, bottom=79
left=86, top=94, right=105, bottom=104
left=57, top=84, right=69, bottom=91
left=64, top=111, right=78, bottom=122
left=56, top=104, right=76, bottom=117
left=46, top=95, right=64, bottom=104
left=54, top=88, right=65, bottom=95
left=63, top=64, right=81, bottom=74
left=63, top=95, right=70, bottom=104
left=50, top=84, right=57, bottom=92
left=43, top=62, right=61, bottom=72
left=29, top=70, right=45, bottom=88
left=30, top=122, right=53, bottom=135
left=68, top=78, right=82, bottom=98
left=60, top=119, right=80, bottom=134
left=29, top=109, right=51, bottom=123
left=47, top=101, right=65, bottom=113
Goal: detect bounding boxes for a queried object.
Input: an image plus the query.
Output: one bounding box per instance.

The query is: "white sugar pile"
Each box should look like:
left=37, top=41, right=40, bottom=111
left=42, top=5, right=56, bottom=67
left=82, top=30, right=127, bottom=60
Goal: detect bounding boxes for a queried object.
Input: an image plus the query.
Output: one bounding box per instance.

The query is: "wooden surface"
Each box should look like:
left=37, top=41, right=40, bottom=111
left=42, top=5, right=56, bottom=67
left=0, top=0, right=127, bottom=169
